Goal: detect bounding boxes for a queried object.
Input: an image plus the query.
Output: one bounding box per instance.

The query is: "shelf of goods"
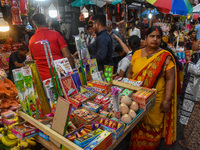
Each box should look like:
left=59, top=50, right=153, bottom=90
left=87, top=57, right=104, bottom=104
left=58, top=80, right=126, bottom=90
left=17, top=81, right=156, bottom=150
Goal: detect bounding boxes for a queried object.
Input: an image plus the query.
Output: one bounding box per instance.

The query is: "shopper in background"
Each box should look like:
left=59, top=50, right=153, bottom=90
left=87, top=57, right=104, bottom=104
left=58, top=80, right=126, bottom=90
left=8, top=45, right=29, bottom=82
left=179, top=54, right=200, bottom=150
left=86, top=26, right=95, bottom=46
left=88, top=14, right=113, bottom=71
left=178, top=17, right=184, bottom=30
left=21, top=30, right=29, bottom=45
left=195, top=18, right=200, bottom=40
left=113, top=35, right=140, bottom=77
left=185, top=30, right=197, bottom=50
left=107, top=20, right=122, bottom=73
left=128, top=20, right=141, bottom=38
left=29, top=13, right=74, bottom=81
left=127, top=26, right=177, bottom=150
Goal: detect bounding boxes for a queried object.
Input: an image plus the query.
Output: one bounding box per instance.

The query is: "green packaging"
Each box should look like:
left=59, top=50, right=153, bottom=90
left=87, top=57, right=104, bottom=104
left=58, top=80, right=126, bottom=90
left=22, top=66, right=39, bottom=118
left=12, top=68, right=28, bottom=113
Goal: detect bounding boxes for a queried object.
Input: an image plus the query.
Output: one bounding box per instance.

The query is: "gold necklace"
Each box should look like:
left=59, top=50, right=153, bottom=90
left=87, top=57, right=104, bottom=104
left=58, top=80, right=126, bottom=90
left=145, top=47, right=160, bottom=55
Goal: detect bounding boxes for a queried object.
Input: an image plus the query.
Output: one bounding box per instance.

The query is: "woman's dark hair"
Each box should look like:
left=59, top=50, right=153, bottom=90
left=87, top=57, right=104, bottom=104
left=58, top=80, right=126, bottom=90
left=114, top=44, right=123, bottom=53
left=128, top=35, right=140, bottom=54
left=32, top=13, right=46, bottom=26
left=146, top=26, right=163, bottom=37
left=160, top=40, right=182, bottom=70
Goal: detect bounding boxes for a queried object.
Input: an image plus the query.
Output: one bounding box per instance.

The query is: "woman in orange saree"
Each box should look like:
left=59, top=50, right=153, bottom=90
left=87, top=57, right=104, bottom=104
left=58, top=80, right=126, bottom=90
left=127, top=26, right=177, bottom=150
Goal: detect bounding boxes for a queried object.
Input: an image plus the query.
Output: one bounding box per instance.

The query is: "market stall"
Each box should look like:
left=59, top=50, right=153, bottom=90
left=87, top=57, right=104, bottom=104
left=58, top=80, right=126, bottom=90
left=0, top=28, right=156, bottom=150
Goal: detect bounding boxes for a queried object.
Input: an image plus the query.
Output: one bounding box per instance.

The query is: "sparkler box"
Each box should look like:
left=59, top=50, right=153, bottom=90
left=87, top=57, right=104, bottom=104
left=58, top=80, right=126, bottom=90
left=87, top=80, right=111, bottom=94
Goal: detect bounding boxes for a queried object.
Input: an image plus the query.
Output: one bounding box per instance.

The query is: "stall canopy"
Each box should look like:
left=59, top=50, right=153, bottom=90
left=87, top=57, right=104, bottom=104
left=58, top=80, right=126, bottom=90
left=193, top=3, right=200, bottom=13
left=71, top=0, right=122, bottom=7
left=140, top=9, right=159, bottom=17
left=146, top=0, right=193, bottom=16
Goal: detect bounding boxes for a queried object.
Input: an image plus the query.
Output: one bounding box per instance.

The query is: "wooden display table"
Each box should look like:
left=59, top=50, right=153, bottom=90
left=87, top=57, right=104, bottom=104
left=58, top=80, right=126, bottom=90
left=18, top=98, right=154, bottom=150
left=17, top=82, right=155, bottom=150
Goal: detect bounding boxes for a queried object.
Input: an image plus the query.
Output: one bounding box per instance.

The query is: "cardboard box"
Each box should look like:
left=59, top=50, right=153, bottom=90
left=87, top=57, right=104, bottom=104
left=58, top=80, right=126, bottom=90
left=11, top=122, right=39, bottom=141
left=87, top=81, right=111, bottom=94
left=37, top=116, right=53, bottom=141
left=71, top=108, right=99, bottom=124
left=82, top=101, right=101, bottom=113
left=63, top=123, right=103, bottom=149
left=95, top=118, right=125, bottom=140
left=132, top=88, right=156, bottom=105
left=50, top=97, right=72, bottom=147
left=84, top=130, right=112, bottom=150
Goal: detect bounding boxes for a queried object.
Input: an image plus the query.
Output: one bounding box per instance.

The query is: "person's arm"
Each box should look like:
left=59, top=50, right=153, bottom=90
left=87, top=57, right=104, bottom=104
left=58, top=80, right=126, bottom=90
left=118, top=69, right=126, bottom=77
left=10, top=53, right=25, bottom=68
left=61, top=47, right=75, bottom=68
left=138, top=29, right=141, bottom=38
left=114, top=34, right=129, bottom=54
left=160, top=67, right=175, bottom=113
left=14, top=62, right=24, bottom=67
left=188, top=60, right=200, bottom=76
left=191, top=35, right=200, bottom=51
left=191, top=41, right=200, bottom=51
left=126, top=65, right=133, bottom=79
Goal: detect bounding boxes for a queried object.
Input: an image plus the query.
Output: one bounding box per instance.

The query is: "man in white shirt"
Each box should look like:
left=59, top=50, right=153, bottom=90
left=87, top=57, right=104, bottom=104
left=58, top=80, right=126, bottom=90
left=129, top=20, right=141, bottom=38
left=86, top=26, right=95, bottom=46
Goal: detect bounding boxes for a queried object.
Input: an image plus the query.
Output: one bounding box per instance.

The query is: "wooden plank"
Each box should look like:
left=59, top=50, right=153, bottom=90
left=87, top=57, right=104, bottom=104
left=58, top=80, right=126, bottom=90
left=18, top=111, right=83, bottom=150
left=35, top=135, right=61, bottom=150
left=50, top=97, right=71, bottom=147
left=112, top=80, right=142, bottom=91
left=107, top=102, right=154, bottom=150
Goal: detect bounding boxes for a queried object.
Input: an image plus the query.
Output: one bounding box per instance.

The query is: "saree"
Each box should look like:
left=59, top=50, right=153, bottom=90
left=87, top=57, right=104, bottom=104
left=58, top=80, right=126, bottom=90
left=129, top=49, right=177, bottom=150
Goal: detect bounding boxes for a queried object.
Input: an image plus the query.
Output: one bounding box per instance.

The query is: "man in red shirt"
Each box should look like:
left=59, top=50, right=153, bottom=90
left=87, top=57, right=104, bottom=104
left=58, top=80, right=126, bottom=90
left=29, top=13, right=74, bottom=81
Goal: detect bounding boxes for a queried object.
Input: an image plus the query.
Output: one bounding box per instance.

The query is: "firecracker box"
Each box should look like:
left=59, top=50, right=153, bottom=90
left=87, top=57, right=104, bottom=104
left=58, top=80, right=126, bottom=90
left=82, top=101, right=102, bottom=113
left=84, top=130, right=112, bottom=150
left=95, top=118, right=125, bottom=140
left=132, top=88, right=156, bottom=105
left=87, top=80, right=111, bottom=94
left=71, top=108, right=99, bottom=124
left=62, top=123, right=103, bottom=149
left=39, top=131, right=50, bottom=141
left=11, top=122, right=39, bottom=141
left=1, top=110, right=17, bottom=126
left=36, top=116, right=53, bottom=141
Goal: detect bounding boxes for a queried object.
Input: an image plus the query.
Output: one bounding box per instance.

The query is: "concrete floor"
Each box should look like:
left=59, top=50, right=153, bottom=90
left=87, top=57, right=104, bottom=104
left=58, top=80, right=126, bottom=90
left=114, top=97, right=189, bottom=150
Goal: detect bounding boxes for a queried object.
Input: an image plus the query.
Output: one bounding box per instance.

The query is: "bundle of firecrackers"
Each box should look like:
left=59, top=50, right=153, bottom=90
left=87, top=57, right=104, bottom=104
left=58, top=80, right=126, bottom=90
left=0, top=78, right=20, bottom=114
left=114, top=76, right=143, bottom=87
left=65, top=123, right=102, bottom=148
left=96, top=118, right=122, bottom=130
left=71, top=108, right=98, bottom=123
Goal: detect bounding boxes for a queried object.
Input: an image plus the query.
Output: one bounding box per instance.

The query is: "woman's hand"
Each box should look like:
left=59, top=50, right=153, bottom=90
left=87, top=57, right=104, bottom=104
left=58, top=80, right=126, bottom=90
left=160, top=100, right=171, bottom=113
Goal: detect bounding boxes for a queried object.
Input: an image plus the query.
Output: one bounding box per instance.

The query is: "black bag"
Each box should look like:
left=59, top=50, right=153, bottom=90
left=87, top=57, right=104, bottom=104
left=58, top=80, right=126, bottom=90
left=191, top=52, right=200, bottom=64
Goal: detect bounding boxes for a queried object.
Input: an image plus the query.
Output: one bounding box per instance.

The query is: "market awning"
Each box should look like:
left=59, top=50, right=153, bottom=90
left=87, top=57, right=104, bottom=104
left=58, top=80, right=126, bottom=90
left=146, top=0, right=193, bottom=16
left=71, top=0, right=122, bottom=7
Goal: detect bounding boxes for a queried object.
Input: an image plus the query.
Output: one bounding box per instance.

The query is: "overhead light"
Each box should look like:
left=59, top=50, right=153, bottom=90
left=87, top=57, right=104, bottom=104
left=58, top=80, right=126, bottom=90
left=148, top=12, right=152, bottom=19
left=81, top=7, right=89, bottom=18
left=0, top=12, right=9, bottom=32
left=49, top=3, right=57, bottom=18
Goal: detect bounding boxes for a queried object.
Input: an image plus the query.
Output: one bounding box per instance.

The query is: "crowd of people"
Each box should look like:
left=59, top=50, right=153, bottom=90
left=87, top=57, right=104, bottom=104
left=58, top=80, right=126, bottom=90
left=7, top=12, right=200, bottom=150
